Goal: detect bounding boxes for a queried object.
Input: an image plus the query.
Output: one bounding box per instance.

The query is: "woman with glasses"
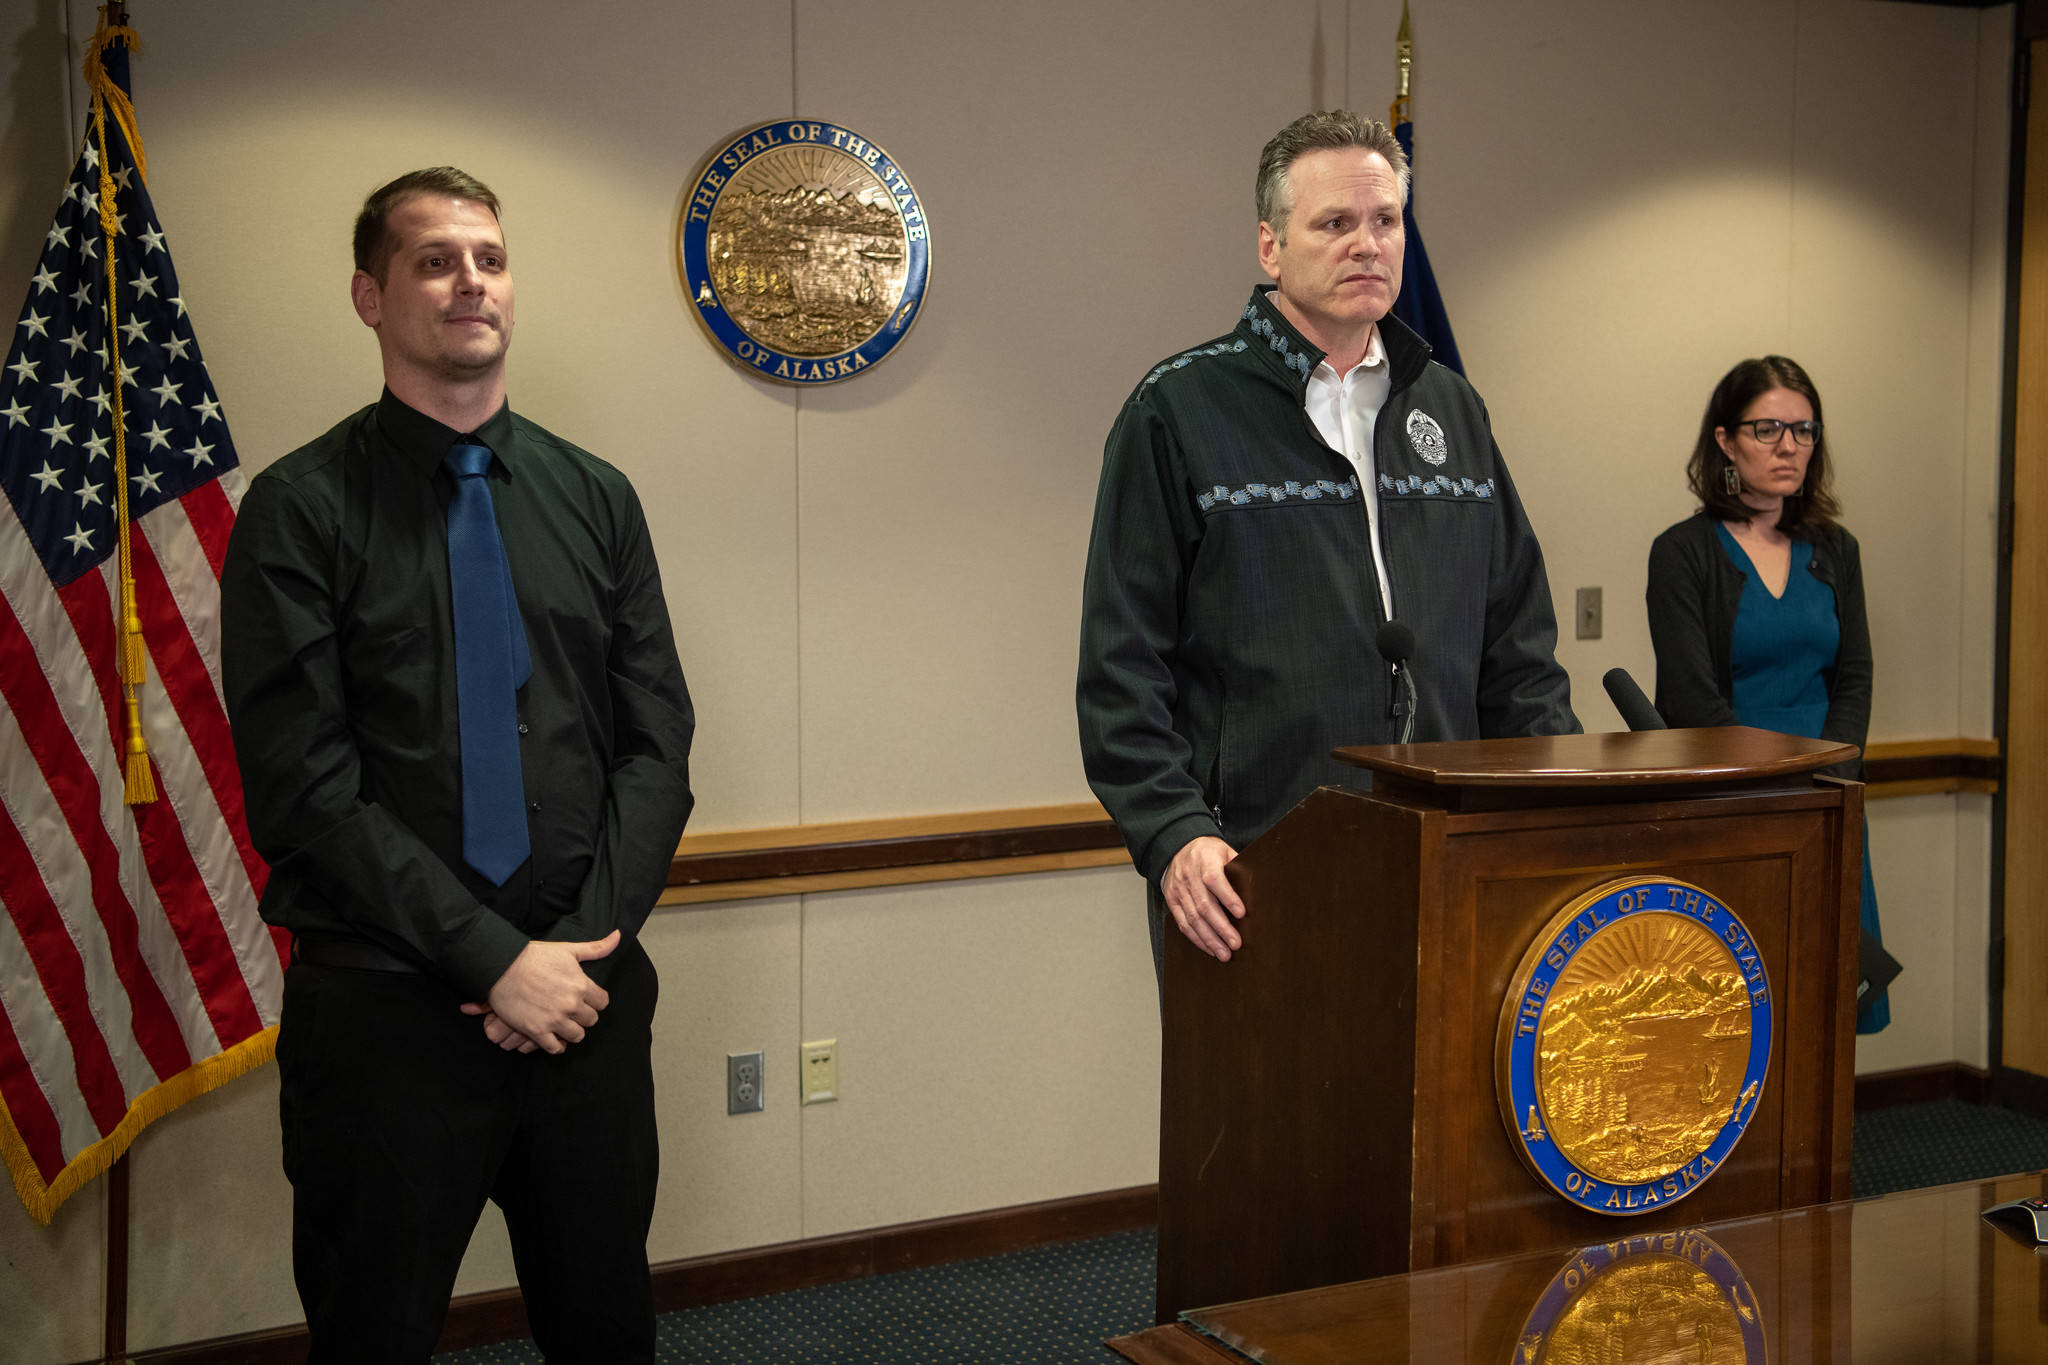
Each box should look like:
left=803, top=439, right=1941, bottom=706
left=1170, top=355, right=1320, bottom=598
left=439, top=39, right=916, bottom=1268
left=1646, top=354, right=1888, bottom=1033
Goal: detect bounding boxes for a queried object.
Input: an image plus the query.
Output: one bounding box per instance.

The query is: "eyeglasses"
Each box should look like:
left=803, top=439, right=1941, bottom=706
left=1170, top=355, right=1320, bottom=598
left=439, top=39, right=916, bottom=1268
left=1733, top=419, right=1821, bottom=447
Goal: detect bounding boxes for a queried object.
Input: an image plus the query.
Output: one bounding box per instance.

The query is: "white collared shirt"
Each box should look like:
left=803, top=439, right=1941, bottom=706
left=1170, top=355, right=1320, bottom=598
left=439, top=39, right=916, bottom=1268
left=1302, top=327, right=1395, bottom=620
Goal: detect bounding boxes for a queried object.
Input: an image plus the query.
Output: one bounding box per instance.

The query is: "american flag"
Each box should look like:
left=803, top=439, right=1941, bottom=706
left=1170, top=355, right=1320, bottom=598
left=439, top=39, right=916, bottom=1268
left=0, top=36, right=282, bottom=1224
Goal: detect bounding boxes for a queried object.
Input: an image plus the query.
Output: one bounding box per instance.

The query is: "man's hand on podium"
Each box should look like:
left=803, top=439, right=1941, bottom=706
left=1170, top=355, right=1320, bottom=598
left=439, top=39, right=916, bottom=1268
left=1164, top=836, right=1245, bottom=961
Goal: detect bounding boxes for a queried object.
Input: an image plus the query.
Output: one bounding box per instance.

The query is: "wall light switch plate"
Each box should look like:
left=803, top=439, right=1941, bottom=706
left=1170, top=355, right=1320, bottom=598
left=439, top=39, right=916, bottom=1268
left=1575, top=586, right=1603, bottom=641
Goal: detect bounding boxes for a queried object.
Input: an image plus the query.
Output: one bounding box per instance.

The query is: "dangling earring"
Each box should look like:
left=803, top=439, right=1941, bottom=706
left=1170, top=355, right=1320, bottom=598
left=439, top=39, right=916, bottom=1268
left=1722, top=464, right=1741, bottom=495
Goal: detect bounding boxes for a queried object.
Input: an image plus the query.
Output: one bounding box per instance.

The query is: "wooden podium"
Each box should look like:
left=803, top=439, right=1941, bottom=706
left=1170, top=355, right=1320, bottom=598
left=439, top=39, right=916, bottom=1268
left=1156, top=727, right=1863, bottom=1322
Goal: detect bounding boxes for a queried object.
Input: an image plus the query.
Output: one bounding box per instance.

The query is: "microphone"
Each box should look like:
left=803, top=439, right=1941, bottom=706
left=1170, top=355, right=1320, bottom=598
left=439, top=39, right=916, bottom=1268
left=1375, top=621, right=1418, bottom=743
left=1602, top=668, right=1667, bottom=732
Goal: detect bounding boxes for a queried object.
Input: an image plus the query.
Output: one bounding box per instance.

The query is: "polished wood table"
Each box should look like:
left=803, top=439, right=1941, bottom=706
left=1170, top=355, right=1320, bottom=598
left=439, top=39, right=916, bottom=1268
left=1111, top=1171, right=2048, bottom=1362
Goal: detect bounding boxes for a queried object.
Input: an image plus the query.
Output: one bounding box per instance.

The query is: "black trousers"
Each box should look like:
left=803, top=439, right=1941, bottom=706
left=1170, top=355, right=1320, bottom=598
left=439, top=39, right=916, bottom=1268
left=279, top=938, right=659, bottom=1363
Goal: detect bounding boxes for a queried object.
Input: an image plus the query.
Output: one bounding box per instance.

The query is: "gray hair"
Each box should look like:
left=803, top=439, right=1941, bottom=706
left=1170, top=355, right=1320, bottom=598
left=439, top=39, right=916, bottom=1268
left=1255, top=111, right=1410, bottom=241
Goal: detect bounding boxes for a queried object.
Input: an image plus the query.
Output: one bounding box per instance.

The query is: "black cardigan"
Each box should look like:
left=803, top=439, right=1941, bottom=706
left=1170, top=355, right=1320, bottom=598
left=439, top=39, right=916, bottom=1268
left=1645, top=513, right=1870, bottom=780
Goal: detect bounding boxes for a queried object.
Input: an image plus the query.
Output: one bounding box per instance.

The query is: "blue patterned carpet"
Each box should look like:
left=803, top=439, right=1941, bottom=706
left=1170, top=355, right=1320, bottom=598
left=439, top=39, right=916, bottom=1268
left=1851, top=1097, right=2048, bottom=1197
left=434, top=1100, right=2048, bottom=1364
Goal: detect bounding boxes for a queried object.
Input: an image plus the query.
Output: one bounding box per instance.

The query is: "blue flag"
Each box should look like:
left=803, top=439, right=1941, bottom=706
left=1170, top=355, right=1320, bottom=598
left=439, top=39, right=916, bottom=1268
left=1391, top=121, right=1463, bottom=376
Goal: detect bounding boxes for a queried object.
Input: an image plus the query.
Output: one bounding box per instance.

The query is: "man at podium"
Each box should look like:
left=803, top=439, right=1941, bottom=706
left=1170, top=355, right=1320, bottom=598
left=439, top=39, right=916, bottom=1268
left=1077, top=111, right=1577, bottom=977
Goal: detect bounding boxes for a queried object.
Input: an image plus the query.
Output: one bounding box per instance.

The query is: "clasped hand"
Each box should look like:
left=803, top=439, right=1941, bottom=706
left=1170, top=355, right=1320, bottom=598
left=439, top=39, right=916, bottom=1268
left=459, top=930, right=619, bottom=1054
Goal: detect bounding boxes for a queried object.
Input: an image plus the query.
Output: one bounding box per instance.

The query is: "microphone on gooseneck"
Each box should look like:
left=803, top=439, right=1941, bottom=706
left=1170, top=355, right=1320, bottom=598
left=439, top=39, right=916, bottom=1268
left=1375, top=620, right=1418, bottom=744
left=1602, top=668, right=1667, bottom=732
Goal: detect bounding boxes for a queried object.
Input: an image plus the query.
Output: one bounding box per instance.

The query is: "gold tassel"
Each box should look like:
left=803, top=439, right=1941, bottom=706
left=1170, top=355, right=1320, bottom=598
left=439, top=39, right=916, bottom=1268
left=123, top=689, right=155, bottom=804
left=121, top=596, right=147, bottom=684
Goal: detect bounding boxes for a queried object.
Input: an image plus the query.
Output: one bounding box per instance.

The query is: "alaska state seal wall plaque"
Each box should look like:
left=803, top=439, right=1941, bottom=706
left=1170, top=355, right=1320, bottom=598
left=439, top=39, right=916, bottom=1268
left=677, top=119, right=930, bottom=385
left=1497, top=877, right=1774, bottom=1217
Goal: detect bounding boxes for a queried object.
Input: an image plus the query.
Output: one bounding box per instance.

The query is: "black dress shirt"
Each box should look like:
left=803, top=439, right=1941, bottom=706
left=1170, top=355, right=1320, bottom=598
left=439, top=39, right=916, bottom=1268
left=222, top=390, right=694, bottom=999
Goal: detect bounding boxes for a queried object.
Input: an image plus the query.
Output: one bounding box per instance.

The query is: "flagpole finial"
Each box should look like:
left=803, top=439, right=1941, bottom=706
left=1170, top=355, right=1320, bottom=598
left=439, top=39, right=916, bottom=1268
left=1392, top=0, right=1415, bottom=126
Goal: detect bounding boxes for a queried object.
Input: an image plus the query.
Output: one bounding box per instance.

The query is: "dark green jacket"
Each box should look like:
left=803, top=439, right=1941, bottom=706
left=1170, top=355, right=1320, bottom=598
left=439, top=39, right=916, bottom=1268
left=1077, top=287, right=1578, bottom=883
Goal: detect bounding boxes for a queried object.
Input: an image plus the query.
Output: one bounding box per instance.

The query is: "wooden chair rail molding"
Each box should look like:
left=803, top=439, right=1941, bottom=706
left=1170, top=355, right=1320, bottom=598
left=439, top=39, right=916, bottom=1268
left=660, top=739, right=2000, bottom=905
left=659, top=802, right=1130, bottom=905
left=1860, top=737, right=2003, bottom=796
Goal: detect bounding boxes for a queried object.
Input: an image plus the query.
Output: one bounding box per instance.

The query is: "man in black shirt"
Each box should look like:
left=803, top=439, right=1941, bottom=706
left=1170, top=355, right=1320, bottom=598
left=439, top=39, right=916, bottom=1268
left=222, top=167, right=693, bottom=1362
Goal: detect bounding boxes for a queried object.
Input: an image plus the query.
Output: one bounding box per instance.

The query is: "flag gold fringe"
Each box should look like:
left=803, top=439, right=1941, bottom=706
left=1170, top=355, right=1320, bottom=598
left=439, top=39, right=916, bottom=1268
left=1, top=1026, right=278, bottom=1226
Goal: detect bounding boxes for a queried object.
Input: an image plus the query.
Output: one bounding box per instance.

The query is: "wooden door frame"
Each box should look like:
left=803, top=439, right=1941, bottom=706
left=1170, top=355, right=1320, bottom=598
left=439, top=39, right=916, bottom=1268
left=1997, top=2, right=2047, bottom=1104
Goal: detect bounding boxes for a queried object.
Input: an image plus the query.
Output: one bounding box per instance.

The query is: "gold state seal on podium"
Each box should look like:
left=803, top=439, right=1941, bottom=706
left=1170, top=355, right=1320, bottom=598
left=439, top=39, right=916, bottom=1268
left=1497, top=877, right=1775, bottom=1217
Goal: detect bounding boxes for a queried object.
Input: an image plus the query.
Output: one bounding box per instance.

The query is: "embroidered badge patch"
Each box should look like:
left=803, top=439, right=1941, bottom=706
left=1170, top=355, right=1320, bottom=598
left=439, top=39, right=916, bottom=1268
left=677, top=119, right=930, bottom=386
left=1496, top=877, right=1773, bottom=1217
left=1406, top=409, right=1448, bottom=465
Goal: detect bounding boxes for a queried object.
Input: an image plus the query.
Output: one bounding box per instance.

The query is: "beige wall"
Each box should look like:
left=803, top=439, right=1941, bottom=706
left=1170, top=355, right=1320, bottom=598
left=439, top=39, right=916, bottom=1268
left=0, top=0, right=2010, bottom=1356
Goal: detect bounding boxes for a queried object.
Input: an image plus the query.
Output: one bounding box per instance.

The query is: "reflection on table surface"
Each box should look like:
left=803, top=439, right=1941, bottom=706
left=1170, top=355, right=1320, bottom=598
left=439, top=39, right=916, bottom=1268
left=1143, top=1172, right=2048, bottom=1364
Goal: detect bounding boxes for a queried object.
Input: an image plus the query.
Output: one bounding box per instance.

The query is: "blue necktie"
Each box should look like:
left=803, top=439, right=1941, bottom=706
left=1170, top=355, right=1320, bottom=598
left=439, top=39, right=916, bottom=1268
left=445, top=442, right=532, bottom=884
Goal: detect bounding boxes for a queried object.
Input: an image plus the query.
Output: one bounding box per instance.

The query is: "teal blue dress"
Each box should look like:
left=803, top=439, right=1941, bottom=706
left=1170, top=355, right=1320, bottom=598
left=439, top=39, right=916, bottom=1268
left=1715, top=525, right=1889, bottom=1033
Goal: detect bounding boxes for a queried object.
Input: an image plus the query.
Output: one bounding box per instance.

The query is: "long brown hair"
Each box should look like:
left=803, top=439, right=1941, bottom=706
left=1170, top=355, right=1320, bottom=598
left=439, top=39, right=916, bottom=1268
left=1686, top=355, right=1841, bottom=537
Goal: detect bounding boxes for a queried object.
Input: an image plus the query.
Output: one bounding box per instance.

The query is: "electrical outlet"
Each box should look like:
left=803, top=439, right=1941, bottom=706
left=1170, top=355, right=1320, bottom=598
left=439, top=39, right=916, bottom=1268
left=1575, top=586, right=1603, bottom=641
left=727, top=1051, right=764, bottom=1114
left=801, top=1039, right=838, bottom=1106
